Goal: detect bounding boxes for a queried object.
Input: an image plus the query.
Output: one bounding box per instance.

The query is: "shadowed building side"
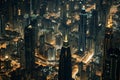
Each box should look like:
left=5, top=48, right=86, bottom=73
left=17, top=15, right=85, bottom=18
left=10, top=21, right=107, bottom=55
left=24, top=24, right=35, bottom=74
left=78, top=6, right=87, bottom=54
left=102, top=48, right=120, bottom=80
left=58, top=34, right=72, bottom=80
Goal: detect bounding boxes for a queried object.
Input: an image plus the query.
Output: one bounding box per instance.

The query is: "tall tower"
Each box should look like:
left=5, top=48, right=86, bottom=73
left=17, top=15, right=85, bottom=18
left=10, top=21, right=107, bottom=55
left=78, top=6, right=87, bottom=54
left=90, top=9, right=98, bottom=40
left=87, top=9, right=98, bottom=51
left=58, top=34, right=72, bottom=80
left=103, top=28, right=113, bottom=57
left=102, top=27, right=113, bottom=80
left=91, top=9, right=99, bottom=55
left=24, top=24, right=35, bottom=73
left=102, top=48, right=120, bottom=80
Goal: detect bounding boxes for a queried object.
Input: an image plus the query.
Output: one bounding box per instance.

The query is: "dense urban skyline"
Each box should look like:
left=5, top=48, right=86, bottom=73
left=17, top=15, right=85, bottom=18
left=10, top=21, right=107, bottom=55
left=0, top=0, right=120, bottom=80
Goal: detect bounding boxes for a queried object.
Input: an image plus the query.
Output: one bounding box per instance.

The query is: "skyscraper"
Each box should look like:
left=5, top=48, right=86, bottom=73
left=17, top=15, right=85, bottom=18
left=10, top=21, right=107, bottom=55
left=90, top=9, right=99, bottom=55
left=102, top=48, right=120, bottom=80
left=103, top=28, right=113, bottom=57
left=58, top=34, right=72, bottom=80
left=78, top=6, right=87, bottom=54
left=24, top=23, right=35, bottom=73
left=89, top=9, right=98, bottom=40
left=102, top=27, right=114, bottom=80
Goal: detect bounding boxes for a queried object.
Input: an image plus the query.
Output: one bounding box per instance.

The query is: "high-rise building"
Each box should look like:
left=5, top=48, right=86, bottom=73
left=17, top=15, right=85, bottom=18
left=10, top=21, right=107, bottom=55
left=102, top=27, right=116, bottom=80
left=24, top=23, right=35, bottom=73
left=103, top=28, right=113, bottom=56
left=90, top=9, right=100, bottom=54
left=89, top=9, right=98, bottom=40
left=58, top=34, right=72, bottom=80
left=86, top=9, right=98, bottom=51
left=102, top=48, right=120, bottom=80
left=78, top=7, right=87, bottom=54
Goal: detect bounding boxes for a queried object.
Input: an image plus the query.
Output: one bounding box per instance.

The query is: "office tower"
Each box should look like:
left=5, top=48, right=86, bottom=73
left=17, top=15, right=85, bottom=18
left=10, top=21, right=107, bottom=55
left=102, top=28, right=113, bottom=64
left=58, top=34, right=72, bottom=80
left=102, top=28, right=113, bottom=80
left=103, top=28, right=113, bottom=56
left=89, top=9, right=98, bottom=40
left=91, top=9, right=99, bottom=54
left=24, top=24, right=35, bottom=73
left=102, top=48, right=120, bottom=80
left=87, top=9, right=98, bottom=51
left=78, top=7, right=87, bottom=54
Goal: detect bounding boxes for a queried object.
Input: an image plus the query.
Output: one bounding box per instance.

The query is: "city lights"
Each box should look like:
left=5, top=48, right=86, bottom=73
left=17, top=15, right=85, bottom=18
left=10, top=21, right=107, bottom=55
left=0, top=0, right=120, bottom=80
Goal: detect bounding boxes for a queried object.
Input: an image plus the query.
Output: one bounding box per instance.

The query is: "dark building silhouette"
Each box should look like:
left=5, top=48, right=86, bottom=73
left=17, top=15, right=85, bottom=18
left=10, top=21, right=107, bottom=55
left=91, top=9, right=100, bottom=54
left=87, top=9, right=98, bottom=51
left=102, top=28, right=112, bottom=80
left=24, top=23, right=35, bottom=74
left=78, top=7, right=87, bottom=54
left=103, top=28, right=113, bottom=57
left=96, top=0, right=112, bottom=25
left=102, top=27, right=120, bottom=80
left=102, top=48, right=120, bottom=80
left=89, top=9, right=98, bottom=40
left=58, top=34, right=72, bottom=80
left=103, top=28, right=113, bottom=65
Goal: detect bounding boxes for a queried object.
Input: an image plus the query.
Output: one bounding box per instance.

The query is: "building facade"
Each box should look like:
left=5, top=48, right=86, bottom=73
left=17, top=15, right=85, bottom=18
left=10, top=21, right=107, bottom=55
left=78, top=8, right=87, bottom=54
left=58, top=35, right=72, bottom=80
left=24, top=24, right=35, bottom=73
